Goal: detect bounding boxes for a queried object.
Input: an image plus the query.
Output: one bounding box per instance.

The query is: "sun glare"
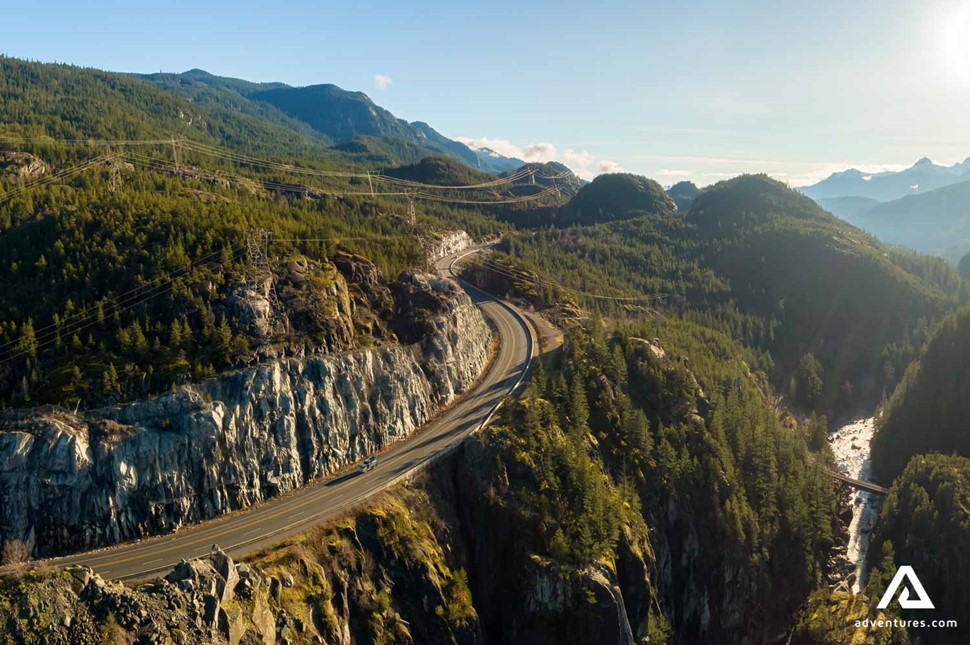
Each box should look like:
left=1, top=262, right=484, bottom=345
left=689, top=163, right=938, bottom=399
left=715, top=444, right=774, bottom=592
left=938, top=5, right=970, bottom=86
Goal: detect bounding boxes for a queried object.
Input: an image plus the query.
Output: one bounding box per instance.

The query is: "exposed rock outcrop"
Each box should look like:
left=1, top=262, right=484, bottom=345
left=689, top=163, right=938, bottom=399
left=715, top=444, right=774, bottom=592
left=425, top=230, right=474, bottom=264
left=520, top=556, right=637, bottom=645
left=226, top=277, right=277, bottom=342
left=0, top=273, right=490, bottom=556
left=226, top=252, right=389, bottom=357
left=0, top=152, right=48, bottom=178
left=0, top=455, right=660, bottom=644
left=453, top=434, right=665, bottom=645
left=0, top=550, right=283, bottom=644
left=0, top=483, right=484, bottom=645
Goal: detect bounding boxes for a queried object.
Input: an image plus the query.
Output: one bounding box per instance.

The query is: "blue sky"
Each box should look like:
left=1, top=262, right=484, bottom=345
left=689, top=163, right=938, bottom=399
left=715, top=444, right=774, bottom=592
left=3, top=0, right=970, bottom=185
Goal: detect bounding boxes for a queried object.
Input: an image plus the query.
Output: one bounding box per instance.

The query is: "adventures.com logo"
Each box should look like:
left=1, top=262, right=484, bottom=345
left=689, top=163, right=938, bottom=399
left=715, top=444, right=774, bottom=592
left=877, top=566, right=934, bottom=610
left=854, top=566, right=958, bottom=630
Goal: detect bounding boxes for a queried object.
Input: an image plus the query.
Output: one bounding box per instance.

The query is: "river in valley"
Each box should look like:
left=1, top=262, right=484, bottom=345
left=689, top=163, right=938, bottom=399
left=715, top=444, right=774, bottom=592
left=829, top=416, right=881, bottom=593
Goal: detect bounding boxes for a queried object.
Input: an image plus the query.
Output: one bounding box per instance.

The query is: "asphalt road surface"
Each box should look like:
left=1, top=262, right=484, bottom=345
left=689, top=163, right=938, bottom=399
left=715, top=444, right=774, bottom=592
left=39, top=247, right=535, bottom=581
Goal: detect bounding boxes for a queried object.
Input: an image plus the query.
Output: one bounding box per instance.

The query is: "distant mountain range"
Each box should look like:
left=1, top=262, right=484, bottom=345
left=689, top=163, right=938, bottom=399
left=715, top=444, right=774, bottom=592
left=666, top=180, right=702, bottom=210
left=136, top=69, right=523, bottom=174
left=800, top=157, right=970, bottom=261
left=801, top=157, right=970, bottom=202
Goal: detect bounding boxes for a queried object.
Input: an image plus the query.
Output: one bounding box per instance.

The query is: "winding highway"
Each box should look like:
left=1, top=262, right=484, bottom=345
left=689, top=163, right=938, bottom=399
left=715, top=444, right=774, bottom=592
left=34, top=247, right=535, bottom=581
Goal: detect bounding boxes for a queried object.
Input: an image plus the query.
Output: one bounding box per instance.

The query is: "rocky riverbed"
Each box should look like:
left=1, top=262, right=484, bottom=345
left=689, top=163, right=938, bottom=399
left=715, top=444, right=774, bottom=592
left=829, top=416, right=881, bottom=593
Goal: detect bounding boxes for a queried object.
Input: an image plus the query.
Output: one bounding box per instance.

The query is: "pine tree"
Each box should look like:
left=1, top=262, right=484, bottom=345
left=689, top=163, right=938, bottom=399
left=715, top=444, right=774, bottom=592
left=569, top=373, right=590, bottom=436
left=102, top=363, right=120, bottom=396
left=215, top=316, right=233, bottom=364
left=18, top=319, right=37, bottom=359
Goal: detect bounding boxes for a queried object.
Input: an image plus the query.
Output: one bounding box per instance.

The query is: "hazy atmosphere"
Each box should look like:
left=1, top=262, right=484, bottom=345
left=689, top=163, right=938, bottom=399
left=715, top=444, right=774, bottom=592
left=4, top=0, right=970, bottom=184
left=1, top=2, right=969, bottom=643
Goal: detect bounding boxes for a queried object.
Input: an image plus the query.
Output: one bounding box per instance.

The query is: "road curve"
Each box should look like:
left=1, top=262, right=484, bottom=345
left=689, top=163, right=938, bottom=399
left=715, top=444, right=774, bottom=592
left=34, top=246, right=535, bottom=581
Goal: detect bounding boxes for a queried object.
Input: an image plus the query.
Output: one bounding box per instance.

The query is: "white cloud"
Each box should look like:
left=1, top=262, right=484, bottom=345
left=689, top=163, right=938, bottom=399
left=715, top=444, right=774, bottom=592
left=456, top=136, right=622, bottom=179
left=624, top=155, right=918, bottom=188
left=453, top=136, right=521, bottom=159
left=598, top=160, right=625, bottom=174
left=373, top=73, right=392, bottom=90
left=457, top=139, right=928, bottom=188
left=522, top=142, right=558, bottom=160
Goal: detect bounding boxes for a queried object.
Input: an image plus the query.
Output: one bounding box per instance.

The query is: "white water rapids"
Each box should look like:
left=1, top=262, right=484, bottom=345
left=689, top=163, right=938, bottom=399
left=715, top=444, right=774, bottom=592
left=828, top=416, right=882, bottom=593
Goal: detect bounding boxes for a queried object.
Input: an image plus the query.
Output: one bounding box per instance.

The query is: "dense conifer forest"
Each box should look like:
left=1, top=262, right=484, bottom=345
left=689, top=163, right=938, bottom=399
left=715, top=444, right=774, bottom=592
left=3, top=55, right=970, bottom=643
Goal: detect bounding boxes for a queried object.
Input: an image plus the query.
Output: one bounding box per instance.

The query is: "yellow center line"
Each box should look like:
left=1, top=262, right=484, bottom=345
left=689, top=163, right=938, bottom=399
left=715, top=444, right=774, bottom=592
left=97, top=394, right=496, bottom=568
left=94, top=303, right=524, bottom=572
left=52, top=260, right=531, bottom=578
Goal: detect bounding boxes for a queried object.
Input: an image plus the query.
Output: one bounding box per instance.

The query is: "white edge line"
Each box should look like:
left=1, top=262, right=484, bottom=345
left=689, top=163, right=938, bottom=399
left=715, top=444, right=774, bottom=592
left=105, top=245, right=536, bottom=581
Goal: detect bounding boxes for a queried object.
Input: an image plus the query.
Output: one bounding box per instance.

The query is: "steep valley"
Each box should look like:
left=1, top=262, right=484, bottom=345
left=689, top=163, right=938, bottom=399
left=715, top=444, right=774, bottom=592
left=0, top=322, right=841, bottom=644
left=2, top=55, right=969, bottom=645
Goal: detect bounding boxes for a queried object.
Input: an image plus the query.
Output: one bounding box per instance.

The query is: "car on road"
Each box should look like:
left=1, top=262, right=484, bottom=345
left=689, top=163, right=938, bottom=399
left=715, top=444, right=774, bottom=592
left=358, top=456, right=378, bottom=473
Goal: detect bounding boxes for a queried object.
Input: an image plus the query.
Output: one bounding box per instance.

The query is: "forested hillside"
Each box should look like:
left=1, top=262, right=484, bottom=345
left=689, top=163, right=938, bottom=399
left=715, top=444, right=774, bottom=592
left=868, top=454, right=970, bottom=642
left=483, top=174, right=965, bottom=417
left=0, top=55, right=961, bottom=643
left=382, top=155, right=496, bottom=186
left=0, top=159, right=434, bottom=408
left=0, top=318, right=841, bottom=643
left=502, top=172, right=673, bottom=229
left=0, top=59, right=527, bottom=409
left=138, top=68, right=521, bottom=172
left=0, top=58, right=330, bottom=160
left=871, top=304, right=970, bottom=480
left=667, top=180, right=701, bottom=210
left=453, top=318, right=837, bottom=641
left=558, top=172, right=674, bottom=226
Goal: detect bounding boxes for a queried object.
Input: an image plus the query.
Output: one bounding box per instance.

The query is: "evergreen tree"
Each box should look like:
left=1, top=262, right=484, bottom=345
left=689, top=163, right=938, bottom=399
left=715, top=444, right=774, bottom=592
left=569, top=373, right=589, bottom=436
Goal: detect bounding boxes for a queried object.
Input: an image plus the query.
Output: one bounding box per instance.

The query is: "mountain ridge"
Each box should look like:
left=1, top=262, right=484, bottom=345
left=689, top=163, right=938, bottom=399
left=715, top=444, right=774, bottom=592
left=801, top=156, right=970, bottom=202
left=802, top=156, right=970, bottom=259
left=137, top=68, right=524, bottom=174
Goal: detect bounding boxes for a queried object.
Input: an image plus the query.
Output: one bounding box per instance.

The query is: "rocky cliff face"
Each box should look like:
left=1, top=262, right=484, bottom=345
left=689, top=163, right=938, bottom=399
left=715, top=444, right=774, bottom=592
left=0, top=310, right=834, bottom=645
left=0, top=152, right=48, bottom=178
left=453, top=435, right=665, bottom=645
left=0, top=273, right=490, bottom=557
left=0, top=549, right=304, bottom=645
left=425, top=230, right=474, bottom=265
left=0, top=459, right=651, bottom=645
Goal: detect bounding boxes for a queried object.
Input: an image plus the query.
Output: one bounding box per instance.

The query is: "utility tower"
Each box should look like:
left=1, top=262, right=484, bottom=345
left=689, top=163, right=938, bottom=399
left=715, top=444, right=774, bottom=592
left=245, top=227, right=283, bottom=323
left=406, top=191, right=416, bottom=226
left=107, top=157, right=122, bottom=193
left=245, top=228, right=273, bottom=285
left=172, top=137, right=180, bottom=172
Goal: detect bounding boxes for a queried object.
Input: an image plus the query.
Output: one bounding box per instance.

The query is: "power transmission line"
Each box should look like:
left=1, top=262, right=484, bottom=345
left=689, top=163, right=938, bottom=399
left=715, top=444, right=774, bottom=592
left=0, top=246, right=238, bottom=359
left=0, top=137, right=176, bottom=146
left=181, top=139, right=540, bottom=189
left=120, top=150, right=561, bottom=206
left=461, top=255, right=670, bottom=303
left=0, top=156, right=108, bottom=205
left=0, top=232, right=410, bottom=366
left=0, top=248, right=244, bottom=367
left=3, top=136, right=573, bottom=191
